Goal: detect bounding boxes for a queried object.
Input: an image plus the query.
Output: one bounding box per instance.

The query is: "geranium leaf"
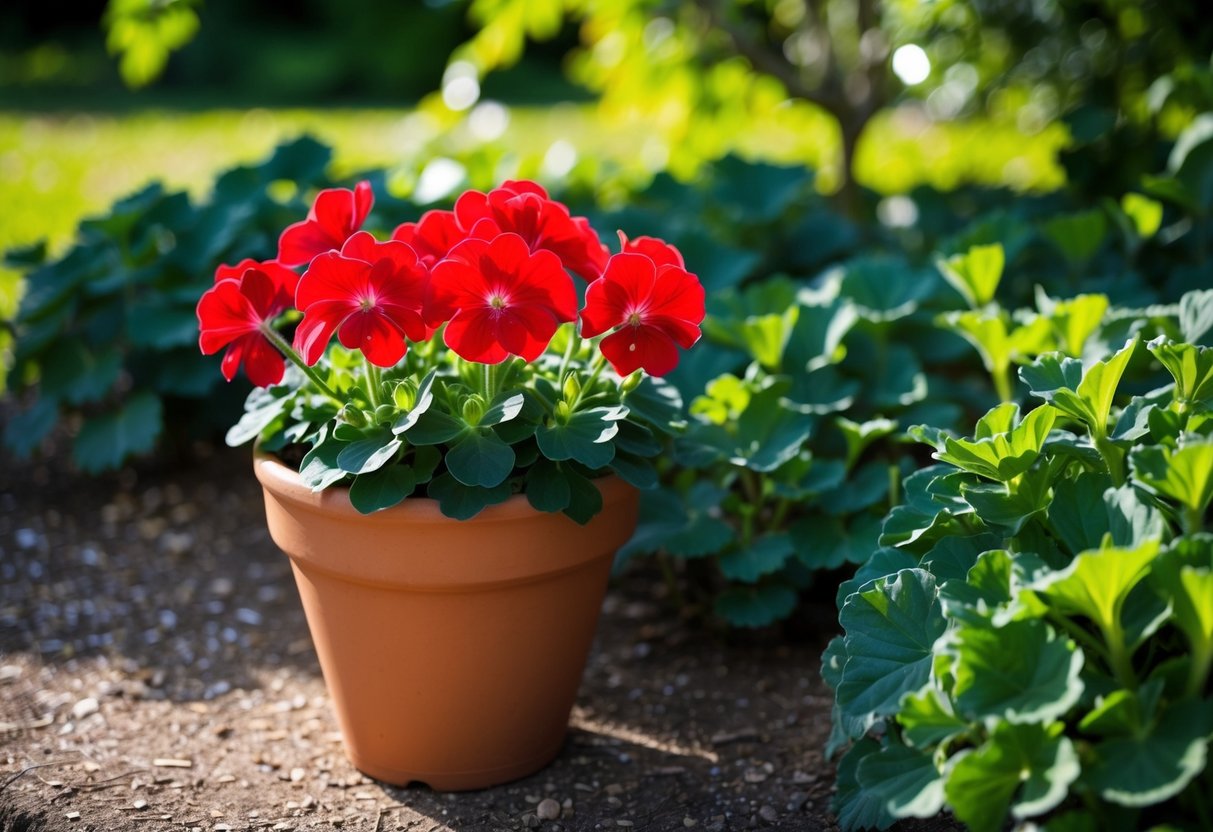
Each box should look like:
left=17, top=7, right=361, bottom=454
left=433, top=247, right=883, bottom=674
left=1086, top=699, right=1212, bottom=807
left=919, top=533, right=1003, bottom=584
left=713, top=583, right=798, bottom=629
left=2, top=396, right=59, bottom=459
left=898, top=686, right=970, bottom=749
left=402, top=408, right=465, bottom=445
left=833, top=739, right=894, bottom=832
left=1037, top=291, right=1108, bottom=358
left=836, top=417, right=898, bottom=471
left=740, top=306, right=798, bottom=370
left=856, top=741, right=946, bottom=820
left=1048, top=472, right=1114, bottom=554
left=390, top=369, right=436, bottom=434
left=226, top=386, right=291, bottom=447
left=718, top=533, right=795, bottom=583
left=1043, top=209, right=1107, bottom=268
left=427, top=473, right=513, bottom=521
left=536, top=407, right=624, bottom=470
left=731, top=387, right=815, bottom=472
left=336, top=428, right=401, bottom=475
left=1147, top=337, right=1213, bottom=409
left=481, top=390, right=527, bottom=426
left=936, top=243, right=1004, bottom=308
left=1179, top=288, right=1213, bottom=345
left=837, top=569, right=946, bottom=721
left=950, top=618, right=1085, bottom=724
left=938, top=309, right=1012, bottom=386
left=818, top=461, right=890, bottom=515
left=298, top=429, right=348, bottom=491
left=607, top=451, right=657, bottom=490
left=525, top=458, right=570, bottom=513
left=1031, top=540, right=1160, bottom=636
left=1131, top=440, right=1213, bottom=519
left=445, top=429, right=515, bottom=488
left=1150, top=545, right=1213, bottom=688
left=563, top=468, right=604, bottom=525
left=1104, top=484, right=1165, bottom=548
left=936, top=404, right=1056, bottom=482
left=944, top=722, right=1079, bottom=832
left=1022, top=340, right=1136, bottom=436
left=348, top=465, right=417, bottom=514
left=622, top=376, right=685, bottom=434
left=73, top=392, right=163, bottom=474
left=836, top=547, right=919, bottom=608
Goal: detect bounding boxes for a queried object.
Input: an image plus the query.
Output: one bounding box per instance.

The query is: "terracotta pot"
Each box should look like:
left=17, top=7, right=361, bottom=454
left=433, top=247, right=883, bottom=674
left=253, top=451, right=639, bottom=790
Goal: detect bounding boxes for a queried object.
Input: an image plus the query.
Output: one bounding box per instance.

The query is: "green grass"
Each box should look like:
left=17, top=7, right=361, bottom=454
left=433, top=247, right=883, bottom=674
left=0, top=105, right=1068, bottom=259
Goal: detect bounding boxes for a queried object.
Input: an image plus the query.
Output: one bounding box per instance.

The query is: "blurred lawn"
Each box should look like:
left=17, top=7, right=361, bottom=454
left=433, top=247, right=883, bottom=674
left=0, top=105, right=1069, bottom=257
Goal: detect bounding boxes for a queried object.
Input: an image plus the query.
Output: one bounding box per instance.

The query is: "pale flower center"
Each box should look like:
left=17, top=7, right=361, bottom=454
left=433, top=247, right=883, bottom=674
left=627, top=311, right=643, bottom=326
left=489, top=294, right=507, bottom=310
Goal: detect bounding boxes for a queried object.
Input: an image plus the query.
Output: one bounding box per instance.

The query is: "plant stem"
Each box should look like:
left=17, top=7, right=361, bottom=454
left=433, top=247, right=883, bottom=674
left=1103, top=622, right=1137, bottom=690
left=769, top=498, right=791, bottom=531
left=364, top=357, right=382, bottom=409
left=1186, top=644, right=1211, bottom=698
left=559, top=326, right=580, bottom=380
left=993, top=363, right=1013, bottom=404
left=259, top=325, right=343, bottom=403
left=1093, top=433, right=1126, bottom=487
left=483, top=361, right=496, bottom=400
left=1183, top=505, right=1205, bottom=537
left=571, top=353, right=609, bottom=412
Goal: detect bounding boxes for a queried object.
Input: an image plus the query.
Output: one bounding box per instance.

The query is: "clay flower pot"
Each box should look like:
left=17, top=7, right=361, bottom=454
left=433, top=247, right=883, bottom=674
left=253, top=451, right=639, bottom=790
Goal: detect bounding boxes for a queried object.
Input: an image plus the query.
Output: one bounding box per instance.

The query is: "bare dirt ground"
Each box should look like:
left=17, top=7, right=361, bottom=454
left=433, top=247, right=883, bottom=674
left=0, top=443, right=948, bottom=832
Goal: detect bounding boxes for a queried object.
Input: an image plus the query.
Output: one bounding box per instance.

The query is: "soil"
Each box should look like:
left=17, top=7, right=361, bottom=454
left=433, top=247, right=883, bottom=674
left=0, top=442, right=956, bottom=832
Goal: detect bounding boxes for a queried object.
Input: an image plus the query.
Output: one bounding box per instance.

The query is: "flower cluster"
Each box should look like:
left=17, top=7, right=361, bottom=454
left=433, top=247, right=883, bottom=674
left=197, top=180, right=705, bottom=385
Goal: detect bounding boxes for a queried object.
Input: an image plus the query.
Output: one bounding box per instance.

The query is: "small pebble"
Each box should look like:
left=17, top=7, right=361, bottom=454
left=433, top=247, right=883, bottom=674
left=683, top=819, right=697, bottom=828
left=65, top=812, right=80, bottom=821
left=71, top=697, right=99, bottom=719
left=537, top=798, right=561, bottom=821
left=290, top=767, right=306, bottom=782
left=132, top=799, right=148, bottom=810
left=523, top=814, right=540, bottom=829
left=759, top=806, right=778, bottom=823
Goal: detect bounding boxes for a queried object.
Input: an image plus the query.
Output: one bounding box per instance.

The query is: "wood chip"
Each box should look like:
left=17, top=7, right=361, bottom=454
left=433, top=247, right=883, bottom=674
left=153, top=758, right=193, bottom=768
left=215, top=774, right=236, bottom=784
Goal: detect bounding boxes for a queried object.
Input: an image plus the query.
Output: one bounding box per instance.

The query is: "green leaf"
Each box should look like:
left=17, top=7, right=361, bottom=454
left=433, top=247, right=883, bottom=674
left=784, top=297, right=858, bottom=372
left=897, top=686, right=969, bottom=749
left=713, top=583, right=798, bottom=628
left=298, top=430, right=348, bottom=491
left=607, top=451, right=657, bottom=489
left=794, top=513, right=882, bottom=570
left=563, top=468, right=604, bottom=525
left=390, top=369, right=436, bottom=434
left=836, top=547, right=919, bottom=608
left=427, top=473, right=513, bottom=520
left=919, top=533, right=1004, bottom=584
left=349, top=466, right=417, bottom=514
left=731, top=387, right=815, bottom=472
left=935, top=403, right=1057, bottom=482
left=40, top=340, right=123, bottom=405
left=833, top=739, right=894, bottom=832
left=938, top=309, right=1013, bottom=386
left=1150, top=550, right=1213, bottom=692
left=719, top=533, right=795, bottom=583
left=1121, top=192, right=1164, bottom=238
left=1022, top=339, right=1137, bottom=437
left=226, top=387, right=291, bottom=447
left=402, top=408, right=465, bottom=444
left=944, top=722, right=1080, bottom=832
left=1105, top=484, right=1166, bottom=548
left=336, top=429, right=402, bottom=475
left=1179, top=289, right=1213, bottom=345
left=1036, top=290, right=1109, bottom=357
left=856, top=742, right=945, bottom=820
left=961, top=479, right=1050, bottom=534
left=837, top=417, right=898, bottom=471
left=1147, top=337, right=1213, bottom=408
left=1085, top=699, right=1212, bottom=807
left=536, top=406, right=624, bottom=470
left=1131, top=440, right=1213, bottom=520
left=690, top=373, right=750, bottom=425
left=740, top=306, right=799, bottom=370
left=951, top=618, right=1085, bottom=724
left=2, top=396, right=58, bottom=458
left=837, top=569, right=946, bottom=721
left=72, top=392, right=163, bottom=473
left=838, top=256, right=937, bottom=323
left=525, top=458, right=570, bottom=513
left=445, top=429, right=516, bottom=488
left=1048, top=472, right=1114, bottom=554
left=1032, top=540, right=1160, bottom=637
left=817, top=461, right=890, bottom=515
left=936, top=243, right=1004, bottom=308
left=480, top=390, right=527, bottom=426
left=1043, top=209, right=1107, bottom=268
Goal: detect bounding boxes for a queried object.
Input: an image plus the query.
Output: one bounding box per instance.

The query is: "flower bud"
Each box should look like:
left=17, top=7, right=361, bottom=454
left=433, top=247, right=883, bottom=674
left=461, top=394, right=486, bottom=425
left=555, top=401, right=571, bottom=423
left=392, top=380, right=417, bottom=411
left=563, top=373, right=581, bottom=403
left=339, top=404, right=368, bottom=428
left=373, top=404, right=396, bottom=424
left=621, top=371, right=643, bottom=393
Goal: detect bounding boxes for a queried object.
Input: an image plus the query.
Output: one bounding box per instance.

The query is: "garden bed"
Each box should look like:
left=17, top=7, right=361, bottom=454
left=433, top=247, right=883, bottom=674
left=0, top=444, right=951, bottom=832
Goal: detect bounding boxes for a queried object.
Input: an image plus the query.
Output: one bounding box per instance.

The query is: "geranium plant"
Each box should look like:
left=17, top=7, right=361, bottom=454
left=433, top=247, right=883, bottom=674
left=195, top=180, right=704, bottom=521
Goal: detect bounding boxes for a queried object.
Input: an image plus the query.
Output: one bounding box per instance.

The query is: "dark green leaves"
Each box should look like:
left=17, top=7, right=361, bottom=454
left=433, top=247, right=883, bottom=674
left=536, top=406, right=625, bottom=469
left=349, top=466, right=417, bottom=514
left=73, top=393, right=163, bottom=474
left=446, top=430, right=515, bottom=488
left=927, top=403, right=1056, bottom=482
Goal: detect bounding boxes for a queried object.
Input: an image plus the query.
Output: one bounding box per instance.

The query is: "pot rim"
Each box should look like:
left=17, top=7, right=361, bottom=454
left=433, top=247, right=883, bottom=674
left=253, top=447, right=635, bottom=525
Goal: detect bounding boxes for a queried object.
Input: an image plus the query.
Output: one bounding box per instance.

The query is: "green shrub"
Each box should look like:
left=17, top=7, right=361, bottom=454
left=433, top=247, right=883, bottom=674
left=823, top=313, right=1213, bottom=830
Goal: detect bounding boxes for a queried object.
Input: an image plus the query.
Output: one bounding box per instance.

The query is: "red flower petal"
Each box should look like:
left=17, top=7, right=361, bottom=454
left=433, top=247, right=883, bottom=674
left=198, top=271, right=286, bottom=387
left=296, top=252, right=371, bottom=311
left=496, top=305, right=561, bottom=362
left=443, top=307, right=509, bottom=364
left=277, top=182, right=374, bottom=267
left=600, top=326, right=680, bottom=377
left=618, top=233, right=685, bottom=269
left=238, top=332, right=287, bottom=387
left=292, top=300, right=350, bottom=365
left=336, top=310, right=407, bottom=367
left=390, top=210, right=466, bottom=266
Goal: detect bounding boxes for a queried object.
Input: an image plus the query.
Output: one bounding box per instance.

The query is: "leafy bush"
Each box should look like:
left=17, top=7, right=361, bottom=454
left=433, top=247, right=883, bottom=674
left=823, top=304, right=1213, bottom=831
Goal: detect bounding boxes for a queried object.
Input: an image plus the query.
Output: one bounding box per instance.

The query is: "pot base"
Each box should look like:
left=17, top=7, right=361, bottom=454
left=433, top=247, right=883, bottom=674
left=346, top=733, right=566, bottom=791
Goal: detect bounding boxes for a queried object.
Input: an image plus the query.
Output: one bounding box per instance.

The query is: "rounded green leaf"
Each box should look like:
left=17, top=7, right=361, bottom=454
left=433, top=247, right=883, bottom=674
left=445, top=430, right=516, bottom=488
left=349, top=466, right=417, bottom=515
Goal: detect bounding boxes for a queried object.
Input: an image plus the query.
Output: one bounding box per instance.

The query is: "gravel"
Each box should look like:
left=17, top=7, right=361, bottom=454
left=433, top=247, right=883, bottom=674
left=0, top=442, right=962, bottom=832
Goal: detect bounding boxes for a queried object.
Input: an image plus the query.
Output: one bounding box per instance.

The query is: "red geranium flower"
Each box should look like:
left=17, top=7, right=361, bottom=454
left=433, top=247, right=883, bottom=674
left=428, top=232, right=577, bottom=364
left=293, top=231, right=430, bottom=367
left=196, top=268, right=290, bottom=388
left=278, top=181, right=374, bottom=267
left=459, top=181, right=608, bottom=281
left=617, top=232, right=685, bottom=269
left=579, top=251, right=704, bottom=377
left=390, top=209, right=466, bottom=268
left=214, top=258, right=300, bottom=306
